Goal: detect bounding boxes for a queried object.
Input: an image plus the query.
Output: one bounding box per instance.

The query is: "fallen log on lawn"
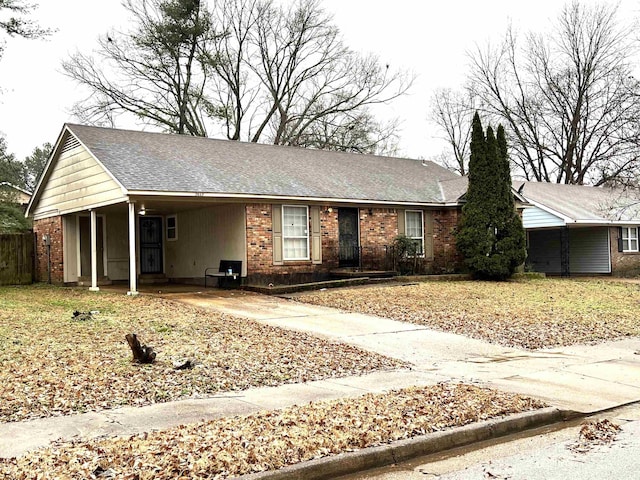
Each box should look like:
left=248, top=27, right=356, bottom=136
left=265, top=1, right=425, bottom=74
left=125, top=333, right=156, bottom=364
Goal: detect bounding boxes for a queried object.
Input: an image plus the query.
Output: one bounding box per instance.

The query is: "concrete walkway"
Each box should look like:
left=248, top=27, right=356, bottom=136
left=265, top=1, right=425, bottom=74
left=175, top=290, right=640, bottom=413
left=2, top=289, right=640, bottom=459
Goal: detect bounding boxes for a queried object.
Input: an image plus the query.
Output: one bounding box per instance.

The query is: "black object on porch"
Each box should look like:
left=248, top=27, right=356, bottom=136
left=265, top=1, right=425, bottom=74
left=205, top=260, right=242, bottom=288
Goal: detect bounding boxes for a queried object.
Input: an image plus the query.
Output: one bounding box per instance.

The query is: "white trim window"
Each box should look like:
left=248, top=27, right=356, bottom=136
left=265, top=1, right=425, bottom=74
left=622, top=226, right=638, bottom=252
left=166, top=214, right=178, bottom=241
left=283, top=205, right=309, bottom=260
left=405, top=210, right=424, bottom=255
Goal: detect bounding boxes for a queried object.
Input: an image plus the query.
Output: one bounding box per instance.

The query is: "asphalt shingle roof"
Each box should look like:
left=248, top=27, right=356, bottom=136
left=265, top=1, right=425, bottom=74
left=516, top=181, right=640, bottom=223
left=67, top=124, right=461, bottom=204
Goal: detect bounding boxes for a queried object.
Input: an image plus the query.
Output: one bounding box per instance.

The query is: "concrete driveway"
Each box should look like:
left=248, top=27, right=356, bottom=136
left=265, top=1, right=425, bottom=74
left=173, top=289, right=640, bottom=414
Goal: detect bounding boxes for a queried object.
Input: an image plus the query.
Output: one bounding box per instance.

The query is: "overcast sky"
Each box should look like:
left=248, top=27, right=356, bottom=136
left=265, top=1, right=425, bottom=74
left=0, top=0, right=637, bottom=162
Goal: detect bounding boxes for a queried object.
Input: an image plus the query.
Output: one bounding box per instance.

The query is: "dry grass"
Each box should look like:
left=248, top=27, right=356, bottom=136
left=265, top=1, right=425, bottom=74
left=0, top=383, right=545, bottom=479
left=297, top=278, right=640, bottom=349
left=0, top=285, right=404, bottom=423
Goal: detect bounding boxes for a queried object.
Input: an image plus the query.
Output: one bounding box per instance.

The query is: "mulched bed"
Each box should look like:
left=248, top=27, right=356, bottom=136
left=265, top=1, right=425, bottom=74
left=0, top=286, right=404, bottom=423
left=297, top=278, right=640, bottom=349
left=0, top=383, right=546, bottom=479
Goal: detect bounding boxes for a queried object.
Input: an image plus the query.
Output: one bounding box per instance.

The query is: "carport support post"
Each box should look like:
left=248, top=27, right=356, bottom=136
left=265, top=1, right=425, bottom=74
left=89, top=209, right=100, bottom=292
left=128, top=202, right=139, bottom=296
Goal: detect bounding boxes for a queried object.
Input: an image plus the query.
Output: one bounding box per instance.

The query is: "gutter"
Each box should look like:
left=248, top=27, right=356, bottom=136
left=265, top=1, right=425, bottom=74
left=127, top=190, right=462, bottom=208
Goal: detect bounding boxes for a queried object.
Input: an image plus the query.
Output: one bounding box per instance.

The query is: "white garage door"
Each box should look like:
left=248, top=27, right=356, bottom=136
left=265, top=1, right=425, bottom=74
left=569, top=227, right=611, bottom=274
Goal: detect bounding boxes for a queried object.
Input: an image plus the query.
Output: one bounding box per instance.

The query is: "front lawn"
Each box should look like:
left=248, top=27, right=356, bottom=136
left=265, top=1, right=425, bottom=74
left=297, top=278, right=640, bottom=349
left=0, top=286, right=403, bottom=423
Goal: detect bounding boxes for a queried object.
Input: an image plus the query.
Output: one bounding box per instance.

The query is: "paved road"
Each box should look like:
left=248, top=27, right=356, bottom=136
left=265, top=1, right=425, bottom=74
left=340, top=403, right=640, bottom=480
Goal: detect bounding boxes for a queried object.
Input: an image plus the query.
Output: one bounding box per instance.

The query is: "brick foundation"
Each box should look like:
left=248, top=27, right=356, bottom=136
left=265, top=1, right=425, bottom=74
left=33, top=216, right=64, bottom=284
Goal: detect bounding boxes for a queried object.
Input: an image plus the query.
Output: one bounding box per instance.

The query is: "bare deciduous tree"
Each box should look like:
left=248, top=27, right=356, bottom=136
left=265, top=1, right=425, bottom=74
left=63, top=0, right=412, bottom=154
left=467, top=1, right=640, bottom=185
left=0, top=0, right=52, bottom=59
left=211, top=0, right=412, bottom=153
left=429, top=87, right=476, bottom=175
left=63, top=0, right=217, bottom=136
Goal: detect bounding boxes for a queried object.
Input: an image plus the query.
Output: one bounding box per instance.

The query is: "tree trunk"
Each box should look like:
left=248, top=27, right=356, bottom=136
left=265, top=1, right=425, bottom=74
left=125, top=333, right=156, bottom=364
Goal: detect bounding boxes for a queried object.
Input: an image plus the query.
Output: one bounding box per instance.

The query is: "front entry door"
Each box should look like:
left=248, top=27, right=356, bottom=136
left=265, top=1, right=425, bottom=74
left=139, top=217, right=163, bottom=274
left=339, top=208, right=360, bottom=267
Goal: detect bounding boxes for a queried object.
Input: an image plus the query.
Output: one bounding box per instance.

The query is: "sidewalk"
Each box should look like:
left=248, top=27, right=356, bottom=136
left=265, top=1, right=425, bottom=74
left=1, top=290, right=639, bottom=459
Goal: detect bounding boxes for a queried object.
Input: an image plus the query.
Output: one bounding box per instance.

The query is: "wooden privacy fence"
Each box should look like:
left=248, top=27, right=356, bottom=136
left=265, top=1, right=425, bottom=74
left=0, top=233, right=34, bottom=285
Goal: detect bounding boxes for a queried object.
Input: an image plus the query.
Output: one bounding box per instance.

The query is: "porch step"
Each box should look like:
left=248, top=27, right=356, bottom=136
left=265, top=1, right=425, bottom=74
left=77, top=276, right=112, bottom=287
left=330, top=269, right=397, bottom=280
left=139, top=274, right=169, bottom=285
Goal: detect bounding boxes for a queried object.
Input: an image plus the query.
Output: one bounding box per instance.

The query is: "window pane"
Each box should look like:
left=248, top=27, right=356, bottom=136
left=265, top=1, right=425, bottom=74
left=284, top=238, right=308, bottom=259
left=622, top=227, right=638, bottom=252
left=415, top=238, right=424, bottom=255
left=283, top=207, right=307, bottom=237
left=282, top=206, right=309, bottom=259
left=406, top=211, right=423, bottom=238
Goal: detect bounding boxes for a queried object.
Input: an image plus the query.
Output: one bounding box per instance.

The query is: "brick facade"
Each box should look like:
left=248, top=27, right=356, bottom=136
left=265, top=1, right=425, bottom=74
left=33, top=216, right=64, bottom=284
left=245, top=203, right=464, bottom=284
left=432, top=208, right=463, bottom=273
left=359, top=208, right=398, bottom=270
left=610, top=227, right=640, bottom=276
left=320, top=208, right=340, bottom=269
left=245, top=204, right=340, bottom=284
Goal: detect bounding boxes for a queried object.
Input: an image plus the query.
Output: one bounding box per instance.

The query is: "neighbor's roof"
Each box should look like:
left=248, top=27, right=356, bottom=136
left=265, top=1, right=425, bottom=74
left=0, top=182, right=31, bottom=196
left=65, top=124, right=462, bottom=205
left=516, top=181, right=640, bottom=223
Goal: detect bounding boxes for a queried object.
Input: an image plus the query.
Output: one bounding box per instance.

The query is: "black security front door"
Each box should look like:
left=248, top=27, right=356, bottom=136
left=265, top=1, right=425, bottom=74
left=339, top=208, right=359, bottom=267
left=139, top=217, right=163, bottom=274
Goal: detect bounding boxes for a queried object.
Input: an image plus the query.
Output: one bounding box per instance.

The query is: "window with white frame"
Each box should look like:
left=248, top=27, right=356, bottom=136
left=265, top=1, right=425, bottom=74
left=166, top=215, right=177, bottom=241
left=405, top=210, right=424, bottom=255
left=283, top=206, right=309, bottom=260
left=622, top=226, right=638, bottom=252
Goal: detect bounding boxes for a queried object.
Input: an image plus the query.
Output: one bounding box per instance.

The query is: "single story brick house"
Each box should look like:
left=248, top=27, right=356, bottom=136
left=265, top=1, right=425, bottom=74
left=517, top=181, right=640, bottom=276
left=26, top=124, right=640, bottom=293
left=27, top=124, right=471, bottom=294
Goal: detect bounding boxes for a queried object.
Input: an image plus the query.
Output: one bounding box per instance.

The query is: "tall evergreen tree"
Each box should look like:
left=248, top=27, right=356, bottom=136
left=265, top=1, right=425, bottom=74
left=456, top=113, right=526, bottom=280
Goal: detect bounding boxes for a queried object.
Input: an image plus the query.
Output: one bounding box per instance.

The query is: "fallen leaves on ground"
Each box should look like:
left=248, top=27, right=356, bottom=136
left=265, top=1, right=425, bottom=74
left=568, top=419, right=621, bottom=453
left=0, top=383, right=546, bottom=479
left=0, top=285, right=405, bottom=423
left=297, top=279, right=640, bottom=349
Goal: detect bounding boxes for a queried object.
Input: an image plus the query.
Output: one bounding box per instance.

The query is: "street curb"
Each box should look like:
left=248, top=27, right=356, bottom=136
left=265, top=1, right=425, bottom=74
left=238, top=407, right=571, bottom=480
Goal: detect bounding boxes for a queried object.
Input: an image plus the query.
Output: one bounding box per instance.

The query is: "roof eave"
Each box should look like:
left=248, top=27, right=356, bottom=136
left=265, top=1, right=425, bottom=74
left=127, top=190, right=461, bottom=208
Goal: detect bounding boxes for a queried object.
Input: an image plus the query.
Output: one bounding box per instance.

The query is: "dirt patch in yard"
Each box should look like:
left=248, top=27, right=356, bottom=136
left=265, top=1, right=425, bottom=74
left=0, top=286, right=404, bottom=423
left=0, top=383, right=545, bottom=479
left=296, top=279, right=640, bottom=349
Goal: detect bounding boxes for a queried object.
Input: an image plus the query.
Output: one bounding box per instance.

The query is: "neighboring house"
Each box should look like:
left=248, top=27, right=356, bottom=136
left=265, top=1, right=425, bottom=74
left=517, top=181, right=640, bottom=276
left=0, top=182, right=32, bottom=211
left=26, top=124, right=466, bottom=293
